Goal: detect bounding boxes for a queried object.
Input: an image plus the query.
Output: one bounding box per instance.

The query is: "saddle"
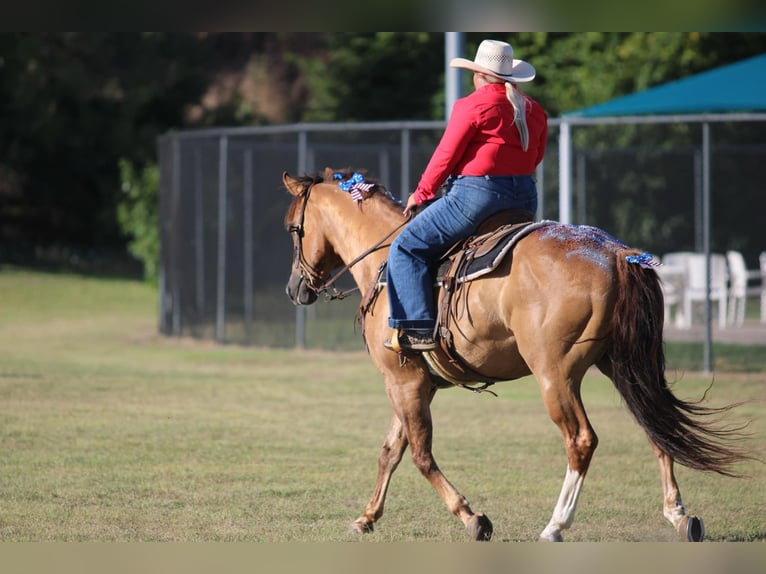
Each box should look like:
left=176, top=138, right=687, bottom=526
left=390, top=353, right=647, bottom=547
left=436, top=209, right=538, bottom=285
left=359, top=209, right=555, bottom=390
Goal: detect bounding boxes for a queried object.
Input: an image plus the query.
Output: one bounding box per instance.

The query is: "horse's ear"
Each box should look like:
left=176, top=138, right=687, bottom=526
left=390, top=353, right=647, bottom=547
left=282, top=171, right=303, bottom=197
left=323, top=167, right=334, bottom=181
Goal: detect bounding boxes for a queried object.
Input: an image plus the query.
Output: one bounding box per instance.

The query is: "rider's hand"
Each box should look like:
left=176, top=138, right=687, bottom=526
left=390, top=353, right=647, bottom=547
left=402, top=194, right=419, bottom=218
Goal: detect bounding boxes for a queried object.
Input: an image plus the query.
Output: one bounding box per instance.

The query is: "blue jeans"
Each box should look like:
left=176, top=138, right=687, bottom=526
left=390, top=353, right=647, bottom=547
left=387, top=174, right=538, bottom=330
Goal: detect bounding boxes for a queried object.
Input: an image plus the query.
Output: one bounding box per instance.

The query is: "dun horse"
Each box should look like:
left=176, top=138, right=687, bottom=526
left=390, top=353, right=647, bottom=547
left=282, top=168, right=745, bottom=542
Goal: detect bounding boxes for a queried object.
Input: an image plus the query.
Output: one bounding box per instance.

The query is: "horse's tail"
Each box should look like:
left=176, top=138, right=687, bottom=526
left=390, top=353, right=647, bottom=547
left=603, top=249, right=748, bottom=477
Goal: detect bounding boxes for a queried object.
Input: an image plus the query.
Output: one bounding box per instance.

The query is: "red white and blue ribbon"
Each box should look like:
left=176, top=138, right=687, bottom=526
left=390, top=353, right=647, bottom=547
left=626, top=252, right=662, bottom=269
left=335, top=172, right=375, bottom=202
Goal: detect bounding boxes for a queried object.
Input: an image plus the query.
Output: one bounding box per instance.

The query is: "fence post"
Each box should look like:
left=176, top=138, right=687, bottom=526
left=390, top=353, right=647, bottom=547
left=171, top=134, right=182, bottom=336
left=558, top=121, right=572, bottom=224
left=535, top=160, right=544, bottom=220
left=702, top=122, right=712, bottom=374
left=576, top=151, right=587, bottom=225
left=693, top=149, right=703, bottom=252
left=244, top=148, right=254, bottom=338
left=445, top=32, right=464, bottom=118
left=194, top=147, right=205, bottom=325
left=215, top=135, right=228, bottom=343
left=400, top=128, right=411, bottom=201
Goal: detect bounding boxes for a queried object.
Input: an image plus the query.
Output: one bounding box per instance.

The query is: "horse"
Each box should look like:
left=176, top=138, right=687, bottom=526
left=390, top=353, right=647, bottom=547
left=281, top=167, right=747, bottom=542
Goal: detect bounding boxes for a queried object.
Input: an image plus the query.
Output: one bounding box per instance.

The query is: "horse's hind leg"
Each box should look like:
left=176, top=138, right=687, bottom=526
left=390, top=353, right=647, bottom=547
left=536, top=370, right=598, bottom=542
left=350, top=413, right=409, bottom=534
left=649, top=441, right=705, bottom=541
left=598, top=359, right=704, bottom=541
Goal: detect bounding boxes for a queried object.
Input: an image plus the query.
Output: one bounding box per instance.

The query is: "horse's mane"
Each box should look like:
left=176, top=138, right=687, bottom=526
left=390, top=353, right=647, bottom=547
left=325, top=167, right=364, bottom=183
left=285, top=168, right=403, bottom=228
left=306, top=168, right=402, bottom=208
left=292, top=172, right=325, bottom=193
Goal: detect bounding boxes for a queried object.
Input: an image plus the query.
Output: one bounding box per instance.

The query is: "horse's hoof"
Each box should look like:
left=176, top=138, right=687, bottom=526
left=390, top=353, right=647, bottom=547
left=538, top=532, right=564, bottom=542
left=466, top=513, right=493, bottom=541
left=682, top=515, right=705, bottom=542
left=349, top=519, right=373, bottom=535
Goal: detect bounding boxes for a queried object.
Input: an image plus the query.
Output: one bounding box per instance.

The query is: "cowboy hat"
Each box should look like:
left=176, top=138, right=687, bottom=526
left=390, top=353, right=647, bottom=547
left=450, top=39, right=535, bottom=83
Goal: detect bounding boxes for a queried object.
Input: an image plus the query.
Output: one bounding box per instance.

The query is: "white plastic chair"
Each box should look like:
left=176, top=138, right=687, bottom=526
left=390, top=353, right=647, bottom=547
left=659, top=252, right=694, bottom=328
left=726, top=250, right=748, bottom=327
left=681, top=253, right=728, bottom=329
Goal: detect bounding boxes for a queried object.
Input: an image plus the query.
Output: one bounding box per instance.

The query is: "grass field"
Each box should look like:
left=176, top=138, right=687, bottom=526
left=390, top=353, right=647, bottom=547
left=0, top=267, right=764, bottom=542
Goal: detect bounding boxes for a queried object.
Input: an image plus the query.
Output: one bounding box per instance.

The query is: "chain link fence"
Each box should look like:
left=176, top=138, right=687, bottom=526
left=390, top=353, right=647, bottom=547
left=158, top=117, right=766, bottom=350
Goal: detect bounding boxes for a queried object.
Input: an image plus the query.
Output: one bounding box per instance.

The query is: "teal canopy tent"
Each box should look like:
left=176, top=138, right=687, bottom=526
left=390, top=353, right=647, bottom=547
left=564, top=53, right=766, bottom=117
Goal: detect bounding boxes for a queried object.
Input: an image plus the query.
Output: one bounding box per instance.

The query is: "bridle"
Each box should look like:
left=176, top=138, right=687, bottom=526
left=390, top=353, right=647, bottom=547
left=287, top=182, right=325, bottom=292
left=288, top=180, right=410, bottom=301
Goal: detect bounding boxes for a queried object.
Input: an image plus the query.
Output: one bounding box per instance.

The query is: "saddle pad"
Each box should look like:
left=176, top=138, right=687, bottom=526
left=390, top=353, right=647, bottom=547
left=377, top=220, right=555, bottom=287
left=440, top=220, right=554, bottom=284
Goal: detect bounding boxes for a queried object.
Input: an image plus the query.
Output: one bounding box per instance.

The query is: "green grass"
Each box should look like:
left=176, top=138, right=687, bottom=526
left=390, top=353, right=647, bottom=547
left=0, top=267, right=764, bottom=542
left=665, top=341, right=766, bottom=373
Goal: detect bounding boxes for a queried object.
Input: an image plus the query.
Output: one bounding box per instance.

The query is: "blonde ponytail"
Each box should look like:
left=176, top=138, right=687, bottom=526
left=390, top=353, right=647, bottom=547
left=505, top=82, right=529, bottom=151
left=479, top=73, right=530, bottom=151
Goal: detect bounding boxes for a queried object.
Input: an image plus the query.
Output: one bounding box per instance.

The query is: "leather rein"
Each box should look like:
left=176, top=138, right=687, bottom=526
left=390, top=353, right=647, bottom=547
left=288, top=180, right=409, bottom=301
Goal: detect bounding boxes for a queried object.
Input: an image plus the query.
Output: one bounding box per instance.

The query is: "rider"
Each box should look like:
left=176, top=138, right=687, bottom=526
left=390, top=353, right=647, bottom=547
left=385, top=39, right=548, bottom=352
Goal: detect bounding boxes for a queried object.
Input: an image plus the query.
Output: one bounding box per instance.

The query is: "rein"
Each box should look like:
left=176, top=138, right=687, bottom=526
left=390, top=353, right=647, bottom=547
left=289, top=180, right=410, bottom=301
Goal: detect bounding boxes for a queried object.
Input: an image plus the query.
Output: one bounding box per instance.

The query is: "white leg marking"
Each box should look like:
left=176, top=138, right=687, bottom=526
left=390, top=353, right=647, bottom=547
left=540, top=467, right=584, bottom=542
left=664, top=498, right=686, bottom=530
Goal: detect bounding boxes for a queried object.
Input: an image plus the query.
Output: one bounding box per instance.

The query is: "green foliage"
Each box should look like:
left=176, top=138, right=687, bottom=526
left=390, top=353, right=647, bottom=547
left=0, top=33, right=261, bottom=262
left=116, top=160, right=159, bottom=282
left=0, top=34, right=208, bottom=253
left=296, top=32, right=443, bottom=121
left=3, top=33, right=766, bottom=271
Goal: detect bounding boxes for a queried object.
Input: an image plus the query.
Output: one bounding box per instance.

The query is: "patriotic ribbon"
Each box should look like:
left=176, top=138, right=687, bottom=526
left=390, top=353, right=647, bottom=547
left=335, top=172, right=375, bottom=202
left=626, top=252, right=662, bottom=269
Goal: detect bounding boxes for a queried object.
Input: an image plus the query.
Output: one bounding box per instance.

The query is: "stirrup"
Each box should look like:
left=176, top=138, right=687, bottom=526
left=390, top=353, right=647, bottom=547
left=384, top=328, right=438, bottom=352
left=383, top=328, right=403, bottom=353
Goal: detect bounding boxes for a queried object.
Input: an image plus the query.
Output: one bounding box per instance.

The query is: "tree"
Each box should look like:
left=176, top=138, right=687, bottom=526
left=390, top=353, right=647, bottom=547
left=0, top=34, right=208, bottom=262
left=295, top=32, right=444, bottom=121
left=3, top=32, right=765, bottom=277
left=116, top=159, right=159, bottom=282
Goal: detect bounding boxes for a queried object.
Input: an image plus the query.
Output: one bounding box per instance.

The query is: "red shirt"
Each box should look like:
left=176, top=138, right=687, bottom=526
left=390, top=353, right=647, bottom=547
left=412, top=83, right=548, bottom=205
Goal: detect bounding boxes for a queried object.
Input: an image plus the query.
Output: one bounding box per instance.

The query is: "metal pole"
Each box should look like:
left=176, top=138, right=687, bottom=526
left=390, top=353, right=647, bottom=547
left=445, top=32, right=464, bottom=119
left=378, top=146, right=390, bottom=188
left=535, top=160, right=544, bottom=220
left=702, top=123, right=712, bottom=373
left=243, top=148, right=254, bottom=339
left=694, top=150, right=702, bottom=252
left=559, top=122, right=572, bottom=224
left=576, top=151, right=587, bottom=224
left=158, top=135, right=173, bottom=336
left=171, top=134, right=182, bottom=337
left=194, top=148, right=205, bottom=323
left=215, top=136, right=228, bottom=343
left=400, top=128, right=411, bottom=202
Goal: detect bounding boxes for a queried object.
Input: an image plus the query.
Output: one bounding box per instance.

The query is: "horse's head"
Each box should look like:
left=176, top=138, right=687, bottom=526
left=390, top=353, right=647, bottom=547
left=282, top=169, right=344, bottom=306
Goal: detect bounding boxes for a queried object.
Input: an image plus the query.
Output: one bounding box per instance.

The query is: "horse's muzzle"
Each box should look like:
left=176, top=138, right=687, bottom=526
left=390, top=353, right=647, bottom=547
left=286, top=272, right=318, bottom=306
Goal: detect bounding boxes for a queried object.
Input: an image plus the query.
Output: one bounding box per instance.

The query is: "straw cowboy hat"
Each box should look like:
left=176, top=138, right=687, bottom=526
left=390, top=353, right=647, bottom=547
left=450, top=39, right=536, bottom=83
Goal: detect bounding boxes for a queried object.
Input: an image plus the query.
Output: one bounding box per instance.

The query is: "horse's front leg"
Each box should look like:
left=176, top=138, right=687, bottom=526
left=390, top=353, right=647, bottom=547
left=350, top=414, right=408, bottom=534
left=650, top=441, right=705, bottom=541
left=389, top=377, right=493, bottom=541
